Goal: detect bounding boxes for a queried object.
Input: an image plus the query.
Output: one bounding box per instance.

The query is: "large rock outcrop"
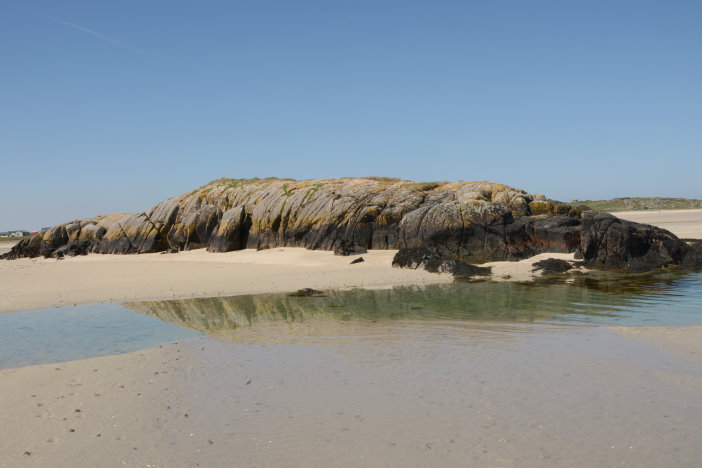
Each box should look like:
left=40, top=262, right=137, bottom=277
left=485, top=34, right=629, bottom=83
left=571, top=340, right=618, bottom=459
left=3, top=177, right=700, bottom=273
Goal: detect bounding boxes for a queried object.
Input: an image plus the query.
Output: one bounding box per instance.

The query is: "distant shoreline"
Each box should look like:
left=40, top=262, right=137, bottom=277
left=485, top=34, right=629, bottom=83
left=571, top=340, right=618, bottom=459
left=578, top=197, right=702, bottom=212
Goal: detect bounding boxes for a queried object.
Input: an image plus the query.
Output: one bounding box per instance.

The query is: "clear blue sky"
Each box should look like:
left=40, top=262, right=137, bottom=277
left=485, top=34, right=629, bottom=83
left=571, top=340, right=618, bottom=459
left=1, top=1, right=700, bottom=230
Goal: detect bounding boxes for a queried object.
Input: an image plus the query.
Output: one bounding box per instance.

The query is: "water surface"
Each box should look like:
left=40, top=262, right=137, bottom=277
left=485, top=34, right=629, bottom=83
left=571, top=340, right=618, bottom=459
left=2, top=271, right=701, bottom=368
left=125, top=271, right=702, bottom=336
left=0, top=303, right=200, bottom=369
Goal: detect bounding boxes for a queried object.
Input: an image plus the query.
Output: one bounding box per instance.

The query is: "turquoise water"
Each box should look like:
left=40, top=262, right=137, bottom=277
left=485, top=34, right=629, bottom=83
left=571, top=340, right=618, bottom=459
left=0, top=303, right=200, bottom=369
left=2, top=271, right=701, bottom=369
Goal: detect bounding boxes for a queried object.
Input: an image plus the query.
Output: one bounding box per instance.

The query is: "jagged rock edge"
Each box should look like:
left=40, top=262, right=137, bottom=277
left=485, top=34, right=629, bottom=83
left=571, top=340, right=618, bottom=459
left=3, top=178, right=700, bottom=273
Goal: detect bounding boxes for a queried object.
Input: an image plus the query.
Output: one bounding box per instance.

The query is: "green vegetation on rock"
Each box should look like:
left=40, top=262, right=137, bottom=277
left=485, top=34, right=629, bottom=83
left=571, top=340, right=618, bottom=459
left=305, top=182, right=325, bottom=203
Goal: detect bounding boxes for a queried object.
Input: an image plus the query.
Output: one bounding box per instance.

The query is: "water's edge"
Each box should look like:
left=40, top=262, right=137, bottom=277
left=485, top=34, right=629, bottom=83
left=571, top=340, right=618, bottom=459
left=2, top=271, right=701, bottom=369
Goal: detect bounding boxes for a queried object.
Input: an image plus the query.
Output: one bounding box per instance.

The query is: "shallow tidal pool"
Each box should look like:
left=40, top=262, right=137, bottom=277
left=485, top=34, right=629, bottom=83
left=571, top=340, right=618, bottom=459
left=2, top=271, right=701, bottom=369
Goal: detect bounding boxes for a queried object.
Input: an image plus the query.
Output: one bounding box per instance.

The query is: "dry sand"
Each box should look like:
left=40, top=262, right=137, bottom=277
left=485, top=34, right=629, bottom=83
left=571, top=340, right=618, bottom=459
left=482, top=252, right=578, bottom=281
left=1, top=210, right=702, bottom=466
left=0, top=248, right=453, bottom=314
left=614, top=208, right=702, bottom=239
left=0, top=240, right=16, bottom=256
left=0, top=248, right=580, bottom=315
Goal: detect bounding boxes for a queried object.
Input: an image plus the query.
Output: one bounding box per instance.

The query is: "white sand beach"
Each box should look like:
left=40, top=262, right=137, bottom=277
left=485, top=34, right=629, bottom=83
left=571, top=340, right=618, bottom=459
left=1, top=209, right=701, bottom=467
left=0, top=248, right=454, bottom=314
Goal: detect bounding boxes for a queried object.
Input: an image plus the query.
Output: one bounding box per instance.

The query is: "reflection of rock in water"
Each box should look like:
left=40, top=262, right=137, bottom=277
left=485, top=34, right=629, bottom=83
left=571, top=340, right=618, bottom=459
left=123, top=272, right=701, bottom=335
left=528, top=270, right=695, bottom=295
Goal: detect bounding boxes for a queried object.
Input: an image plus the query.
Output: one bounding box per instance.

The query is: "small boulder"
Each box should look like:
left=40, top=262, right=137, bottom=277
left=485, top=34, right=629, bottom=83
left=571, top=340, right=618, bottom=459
left=51, top=240, right=92, bottom=259
left=334, top=240, right=368, bottom=256
left=392, top=247, right=491, bottom=281
left=289, top=288, right=324, bottom=297
left=531, top=258, right=574, bottom=274
left=350, top=257, right=364, bottom=264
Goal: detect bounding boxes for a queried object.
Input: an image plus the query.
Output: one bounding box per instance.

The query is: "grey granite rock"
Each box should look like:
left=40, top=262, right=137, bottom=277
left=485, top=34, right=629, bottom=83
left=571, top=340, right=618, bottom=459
left=2, top=177, right=697, bottom=274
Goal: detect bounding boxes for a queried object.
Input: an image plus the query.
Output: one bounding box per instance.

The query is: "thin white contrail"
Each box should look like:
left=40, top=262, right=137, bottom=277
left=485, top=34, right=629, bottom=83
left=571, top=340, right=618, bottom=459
left=48, top=16, right=127, bottom=48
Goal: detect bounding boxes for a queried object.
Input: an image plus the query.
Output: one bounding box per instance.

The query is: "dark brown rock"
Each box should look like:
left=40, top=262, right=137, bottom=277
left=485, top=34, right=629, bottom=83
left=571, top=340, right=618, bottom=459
left=289, top=288, right=324, bottom=297
left=579, top=212, right=688, bottom=272
left=208, top=206, right=250, bottom=252
left=334, top=240, right=368, bottom=256
left=51, top=240, right=92, bottom=258
left=392, top=246, right=492, bottom=280
left=681, top=240, right=702, bottom=269
left=532, top=258, right=574, bottom=274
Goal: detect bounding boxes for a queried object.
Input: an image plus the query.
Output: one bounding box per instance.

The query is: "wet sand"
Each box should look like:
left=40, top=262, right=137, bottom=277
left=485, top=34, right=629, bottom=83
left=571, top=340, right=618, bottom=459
left=2, top=322, right=701, bottom=467
left=0, top=343, right=193, bottom=467
left=611, top=325, right=702, bottom=362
